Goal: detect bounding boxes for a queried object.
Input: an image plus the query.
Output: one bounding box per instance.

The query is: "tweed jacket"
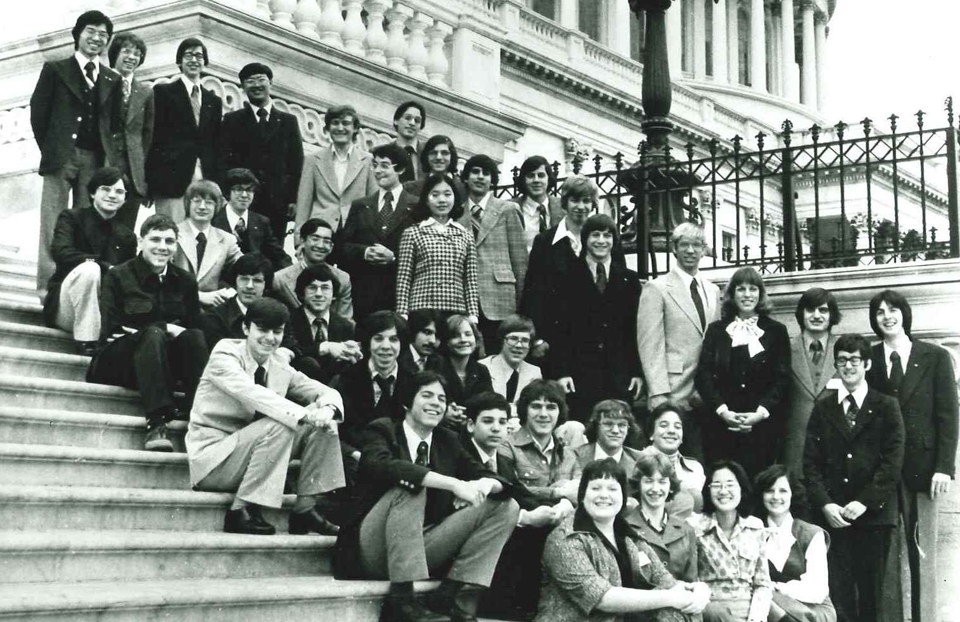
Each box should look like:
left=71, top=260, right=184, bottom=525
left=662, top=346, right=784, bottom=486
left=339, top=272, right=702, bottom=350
left=866, top=340, right=959, bottom=490
left=803, top=386, right=905, bottom=526
left=43, top=207, right=137, bottom=326
left=30, top=57, right=119, bottom=175
left=185, top=337, right=344, bottom=485
left=105, top=76, right=153, bottom=196
left=498, top=426, right=569, bottom=505
left=636, top=268, right=721, bottom=410
left=558, top=443, right=643, bottom=481
left=624, top=509, right=699, bottom=583
left=535, top=512, right=689, bottom=622
left=211, top=208, right=292, bottom=270
left=272, top=261, right=353, bottom=322
left=457, top=196, right=528, bottom=319
left=220, top=103, right=304, bottom=222
left=294, top=144, right=377, bottom=232
left=478, top=354, right=541, bottom=415
left=784, top=333, right=839, bottom=475
left=146, top=79, right=222, bottom=198
left=395, top=220, right=479, bottom=316
left=173, top=221, right=242, bottom=294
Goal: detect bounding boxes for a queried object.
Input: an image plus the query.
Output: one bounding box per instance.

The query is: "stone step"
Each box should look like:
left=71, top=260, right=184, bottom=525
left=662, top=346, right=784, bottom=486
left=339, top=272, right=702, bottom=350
left=0, top=530, right=334, bottom=585
left=0, top=374, right=146, bottom=416
left=0, top=577, right=443, bottom=622
left=0, top=287, right=42, bottom=306
left=0, top=442, right=190, bottom=489
left=0, top=320, right=75, bottom=354
left=0, top=298, right=44, bottom=326
left=0, top=345, right=89, bottom=381
left=0, top=484, right=294, bottom=532
left=0, top=250, right=36, bottom=268
left=0, top=263, right=37, bottom=289
left=0, top=274, right=40, bottom=299
left=0, top=407, right=185, bottom=451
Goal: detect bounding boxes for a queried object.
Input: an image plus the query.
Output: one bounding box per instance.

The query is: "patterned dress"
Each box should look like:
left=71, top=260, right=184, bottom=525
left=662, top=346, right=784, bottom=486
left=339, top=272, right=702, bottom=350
left=395, top=219, right=479, bottom=316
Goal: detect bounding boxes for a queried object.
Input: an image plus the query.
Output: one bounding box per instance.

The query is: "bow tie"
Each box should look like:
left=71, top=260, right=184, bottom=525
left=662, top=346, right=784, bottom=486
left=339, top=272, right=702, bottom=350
left=726, top=316, right=764, bottom=349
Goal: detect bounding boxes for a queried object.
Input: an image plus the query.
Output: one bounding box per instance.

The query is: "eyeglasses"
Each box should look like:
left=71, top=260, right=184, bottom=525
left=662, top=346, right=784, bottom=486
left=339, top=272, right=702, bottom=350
left=835, top=356, right=864, bottom=367
left=371, top=162, right=397, bottom=171
left=97, top=186, right=127, bottom=197
left=181, top=52, right=205, bottom=62
left=599, top=421, right=630, bottom=431
left=82, top=27, right=110, bottom=41
left=504, top=335, right=531, bottom=346
left=677, top=242, right=704, bottom=251
left=242, top=77, right=270, bottom=86
left=305, top=235, right=334, bottom=247
left=709, top=482, right=740, bottom=491
left=189, top=197, right=217, bottom=209
left=232, top=187, right=256, bottom=196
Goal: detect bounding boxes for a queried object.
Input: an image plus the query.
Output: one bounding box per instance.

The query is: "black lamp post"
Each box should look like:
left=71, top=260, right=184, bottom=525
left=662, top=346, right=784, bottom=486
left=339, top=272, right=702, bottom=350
left=629, top=0, right=674, bottom=151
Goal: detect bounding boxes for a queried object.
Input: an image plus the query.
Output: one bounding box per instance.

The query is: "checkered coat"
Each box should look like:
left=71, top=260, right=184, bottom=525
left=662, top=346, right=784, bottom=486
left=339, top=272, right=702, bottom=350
left=395, top=220, right=479, bottom=316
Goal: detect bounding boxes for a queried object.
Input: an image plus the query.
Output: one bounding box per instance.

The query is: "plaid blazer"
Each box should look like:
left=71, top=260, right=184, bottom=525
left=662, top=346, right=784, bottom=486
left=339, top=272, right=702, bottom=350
left=395, top=220, right=479, bottom=316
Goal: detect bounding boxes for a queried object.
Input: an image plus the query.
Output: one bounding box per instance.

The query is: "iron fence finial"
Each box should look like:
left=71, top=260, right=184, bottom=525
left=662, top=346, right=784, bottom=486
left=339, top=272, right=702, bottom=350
left=781, top=120, right=793, bottom=146
left=810, top=124, right=821, bottom=142
left=835, top=121, right=847, bottom=139
left=916, top=110, right=925, bottom=130
left=732, top=135, right=742, bottom=151
left=945, top=97, right=954, bottom=126
left=888, top=114, right=898, bottom=132
left=593, top=153, right=602, bottom=173
left=709, top=138, right=719, bottom=155
left=756, top=131, right=766, bottom=150
left=861, top=117, right=872, bottom=135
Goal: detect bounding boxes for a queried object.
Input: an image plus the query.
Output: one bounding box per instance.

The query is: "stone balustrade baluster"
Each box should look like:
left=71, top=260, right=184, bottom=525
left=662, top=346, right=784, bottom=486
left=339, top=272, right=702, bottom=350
left=319, top=0, right=345, bottom=48
left=405, top=12, right=433, bottom=81
left=385, top=4, right=414, bottom=73
left=364, top=0, right=390, bottom=64
left=342, top=0, right=367, bottom=54
left=426, top=21, right=452, bottom=87
left=269, top=0, right=297, bottom=28
left=294, top=0, right=322, bottom=37
left=255, top=0, right=273, bottom=19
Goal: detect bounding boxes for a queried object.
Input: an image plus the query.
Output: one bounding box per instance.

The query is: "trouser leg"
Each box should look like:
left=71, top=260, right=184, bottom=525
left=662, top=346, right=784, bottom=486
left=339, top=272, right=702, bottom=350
left=851, top=527, right=896, bottom=622
left=827, top=528, right=857, bottom=622
left=358, top=487, right=430, bottom=581
left=293, top=423, right=346, bottom=496
left=155, top=196, right=185, bottom=224
left=168, top=328, right=208, bottom=408
left=54, top=261, right=102, bottom=341
left=903, top=487, right=938, bottom=622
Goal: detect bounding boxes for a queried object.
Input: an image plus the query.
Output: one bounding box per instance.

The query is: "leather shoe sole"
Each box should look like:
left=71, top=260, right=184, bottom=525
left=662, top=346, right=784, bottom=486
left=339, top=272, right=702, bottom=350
left=288, top=507, right=340, bottom=535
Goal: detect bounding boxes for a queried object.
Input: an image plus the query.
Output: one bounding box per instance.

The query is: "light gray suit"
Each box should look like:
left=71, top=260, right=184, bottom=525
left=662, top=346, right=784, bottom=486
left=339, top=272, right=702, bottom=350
left=783, top=332, right=838, bottom=475
left=272, top=261, right=354, bottom=322
left=636, top=267, right=720, bottom=410
left=294, top=145, right=377, bottom=233
left=173, top=221, right=242, bottom=295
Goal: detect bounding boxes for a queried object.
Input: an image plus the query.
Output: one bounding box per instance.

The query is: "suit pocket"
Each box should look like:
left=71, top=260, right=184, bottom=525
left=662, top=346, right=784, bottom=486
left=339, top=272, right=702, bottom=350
left=666, top=353, right=684, bottom=374
left=493, top=269, right=517, bottom=284
left=124, top=299, right=153, bottom=315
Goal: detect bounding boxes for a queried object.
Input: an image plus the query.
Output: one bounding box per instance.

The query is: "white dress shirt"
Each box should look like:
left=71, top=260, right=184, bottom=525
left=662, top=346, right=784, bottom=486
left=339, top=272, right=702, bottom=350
left=403, top=419, right=432, bottom=462
left=837, top=380, right=869, bottom=411
left=764, top=516, right=830, bottom=604
left=882, top=339, right=913, bottom=377
left=75, top=52, right=100, bottom=87
left=552, top=218, right=581, bottom=255
left=593, top=443, right=623, bottom=463
left=332, top=144, right=354, bottom=191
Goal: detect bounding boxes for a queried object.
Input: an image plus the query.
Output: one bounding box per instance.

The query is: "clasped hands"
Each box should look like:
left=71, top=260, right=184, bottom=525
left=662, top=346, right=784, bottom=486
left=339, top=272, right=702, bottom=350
left=363, top=244, right=395, bottom=265
left=822, top=501, right=867, bottom=528
left=451, top=478, right=499, bottom=510
left=718, top=409, right=765, bottom=433
left=302, top=402, right=339, bottom=433
left=319, top=340, right=363, bottom=364
left=670, top=581, right=711, bottom=614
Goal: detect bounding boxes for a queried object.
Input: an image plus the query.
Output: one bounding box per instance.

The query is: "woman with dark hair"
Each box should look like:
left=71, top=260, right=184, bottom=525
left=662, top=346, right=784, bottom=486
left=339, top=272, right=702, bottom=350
left=395, top=173, right=479, bottom=320
left=695, top=267, right=790, bottom=478
left=754, top=464, right=836, bottom=622
left=645, top=402, right=705, bottom=515
left=691, top=460, right=772, bottom=622
left=536, top=458, right=709, bottom=622
left=426, top=314, right=493, bottom=430
left=625, top=448, right=700, bottom=584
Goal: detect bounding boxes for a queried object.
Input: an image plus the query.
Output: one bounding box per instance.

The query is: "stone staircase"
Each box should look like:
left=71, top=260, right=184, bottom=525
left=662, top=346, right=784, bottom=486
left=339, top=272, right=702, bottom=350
left=0, top=251, right=452, bottom=621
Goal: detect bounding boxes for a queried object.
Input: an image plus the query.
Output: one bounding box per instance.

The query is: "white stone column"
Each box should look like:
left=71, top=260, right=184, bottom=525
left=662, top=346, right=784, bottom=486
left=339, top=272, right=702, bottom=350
left=693, top=0, right=706, bottom=79
left=292, top=0, right=320, bottom=35
left=318, top=0, right=344, bottom=47
left=780, top=0, right=797, bottom=100
left=800, top=0, right=816, bottom=106
left=712, top=0, right=728, bottom=82
left=450, top=23, right=501, bottom=108
left=559, top=0, right=577, bottom=29
left=405, top=12, right=433, bottom=81
left=426, top=20, right=453, bottom=87
left=750, top=0, right=766, bottom=91
left=385, top=4, right=413, bottom=72
left=815, top=15, right=827, bottom=111
left=608, top=0, right=632, bottom=57
left=341, top=0, right=366, bottom=54
left=363, top=0, right=389, bottom=64
left=727, top=0, right=739, bottom=84
left=269, top=0, right=297, bottom=28
left=682, top=0, right=694, bottom=73
left=667, top=0, right=683, bottom=79
left=767, top=11, right=779, bottom=94
left=255, top=0, right=272, bottom=20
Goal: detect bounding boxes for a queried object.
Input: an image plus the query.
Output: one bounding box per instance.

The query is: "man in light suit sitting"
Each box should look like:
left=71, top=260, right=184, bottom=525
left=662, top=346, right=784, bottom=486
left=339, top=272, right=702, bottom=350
left=187, top=297, right=346, bottom=536
left=636, top=221, right=720, bottom=460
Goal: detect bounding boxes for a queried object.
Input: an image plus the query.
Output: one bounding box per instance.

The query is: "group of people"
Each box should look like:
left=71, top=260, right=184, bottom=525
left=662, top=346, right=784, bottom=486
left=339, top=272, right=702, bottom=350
left=30, top=10, right=958, bottom=622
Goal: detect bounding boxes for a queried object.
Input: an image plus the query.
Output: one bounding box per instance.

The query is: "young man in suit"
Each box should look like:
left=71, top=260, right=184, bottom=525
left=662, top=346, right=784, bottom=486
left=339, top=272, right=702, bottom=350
left=295, top=105, right=377, bottom=234
left=338, top=143, right=416, bottom=320
left=333, top=371, right=520, bottom=622
left=212, top=168, right=292, bottom=270
left=173, top=180, right=242, bottom=308
left=784, top=287, right=841, bottom=476
left=220, top=63, right=304, bottom=241
left=30, top=10, right=120, bottom=289
left=399, top=309, right=440, bottom=373
left=557, top=399, right=643, bottom=481
left=273, top=218, right=353, bottom=321
left=392, top=101, right=426, bottom=183
left=477, top=315, right=541, bottom=424
left=515, top=155, right=564, bottom=253
left=44, top=167, right=137, bottom=355
left=198, top=252, right=274, bottom=348
left=865, top=290, right=958, bottom=622
left=554, top=214, right=642, bottom=421
left=86, top=214, right=209, bottom=452
left=288, top=263, right=361, bottom=384
left=636, top=221, right=721, bottom=460
left=803, top=333, right=905, bottom=622
left=105, top=32, right=153, bottom=231
left=146, top=37, right=222, bottom=224
left=458, top=154, right=527, bottom=355
left=187, top=297, right=344, bottom=536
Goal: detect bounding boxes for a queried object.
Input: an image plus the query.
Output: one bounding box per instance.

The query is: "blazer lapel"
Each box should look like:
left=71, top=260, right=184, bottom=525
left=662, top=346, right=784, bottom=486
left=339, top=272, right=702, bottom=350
left=396, top=420, right=413, bottom=462
left=56, top=60, right=87, bottom=102
left=824, top=395, right=855, bottom=441
left=664, top=271, right=704, bottom=334
left=851, top=391, right=881, bottom=438
left=475, top=200, right=503, bottom=245
left=261, top=112, right=282, bottom=143
left=126, top=80, right=148, bottom=127
left=97, top=69, right=117, bottom=106
left=899, top=343, right=932, bottom=403
left=317, top=152, right=340, bottom=197
left=816, top=334, right=840, bottom=394
left=197, top=229, right=222, bottom=281
left=179, top=229, right=199, bottom=273
left=340, top=150, right=366, bottom=193
left=791, top=334, right=816, bottom=397
left=382, top=190, right=412, bottom=239
left=199, top=87, right=216, bottom=129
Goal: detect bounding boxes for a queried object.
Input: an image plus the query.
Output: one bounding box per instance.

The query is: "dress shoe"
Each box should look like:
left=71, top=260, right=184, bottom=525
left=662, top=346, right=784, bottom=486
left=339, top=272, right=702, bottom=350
left=224, top=506, right=276, bottom=535
left=75, top=340, right=99, bottom=357
left=379, top=594, right=451, bottom=622
left=288, top=506, right=340, bottom=535
left=143, top=425, right=174, bottom=452
left=428, top=580, right=481, bottom=622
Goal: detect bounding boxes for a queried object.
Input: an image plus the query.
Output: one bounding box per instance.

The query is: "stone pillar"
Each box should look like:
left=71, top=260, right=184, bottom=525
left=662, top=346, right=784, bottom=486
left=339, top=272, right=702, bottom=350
left=815, top=15, right=827, bottom=111
left=800, top=1, right=816, bottom=106
left=450, top=21, right=501, bottom=108
left=341, top=0, right=366, bottom=54
left=712, top=0, right=728, bottom=82
left=727, top=0, right=739, bottom=84
left=767, top=10, right=779, bottom=95
left=318, top=0, right=344, bottom=48
left=750, top=0, right=766, bottom=91
left=608, top=0, right=632, bottom=57
left=405, top=12, right=433, bottom=81
left=667, top=0, right=683, bottom=79
left=559, top=0, right=577, bottom=29
left=292, top=0, right=320, bottom=36
left=385, top=4, right=413, bottom=72
left=363, top=0, right=389, bottom=64
left=426, top=20, right=453, bottom=87
left=269, top=0, right=297, bottom=29
left=693, top=0, right=706, bottom=79
left=780, top=0, right=797, bottom=100
left=682, top=0, right=694, bottom=73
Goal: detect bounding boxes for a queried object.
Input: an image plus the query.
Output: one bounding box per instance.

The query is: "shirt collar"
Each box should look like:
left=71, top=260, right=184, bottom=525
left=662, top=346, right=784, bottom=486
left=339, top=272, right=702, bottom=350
left=225, top=205, right=246, bottom=229
left=552, top=217, right=577, bottom=246
left=594, top=443, right=623, bottom=463
left=331, top=143, right=354, bottom=161
left=379, top=184, right=403, bottom=202
left=469, top=192, right=491, bottom=211
left=183, top=219, right=211, bottom=237
left=368, top=357, right=398, bottom=380
left=235, top=297, right=248, bottom=317
left=471, top=438, right=498, bottom=466
left=403, top=419, right=432, bottom=460
left=494, top=353, right=521, bottom=373
left=419, top=218, right=466, bottom=232
left=303, top=307, right=331, bottom=327
left=585, top=254, right=612, bottom=276
left=766, top=514, right=795, bottom=534
left=803, top=332, right=828, bottom=353
left=673, top=265, right=702, bottom=292
left=75, top=52, right=100, bottom=74
left=837, top=380, right=869, bottom=408
left=409, top=344, right=426, bottom=368
left=522, top=195, right=549, bottom=214
left=882, top=339, right=912, bottom=366
left=250, top=101, right=273, bottom=119
left=180, top=74, right=202, bottom=92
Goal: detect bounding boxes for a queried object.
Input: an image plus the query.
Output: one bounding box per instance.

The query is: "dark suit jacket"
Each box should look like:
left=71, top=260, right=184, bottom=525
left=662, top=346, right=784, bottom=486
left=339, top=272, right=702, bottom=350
left=43, top=208, right=138, bottom=326
left=30, top=57, right=119, bottom=174
left=520, top=225, right=578, bottom=353
left=146, top=79, right=222, bottom=197
left=803, top=387, right=905, bottom=527
left=333, top=417, right=508, bottom=579
left=333, top=361, right=415, bottom=451
left=867, top=340, right=958, bottom=490
left=106, top=77, right=154, bottom=196
left=337, top=188, right=416, bottom=317
left=198, top=296, right=245, bottom=347
left=210, top=208, right=291, bottom=270
left=426, top=354, right=494, bottom=408
left=288, top=306, right=355, bottom=382
left=220, top=104, right=304, bottom=220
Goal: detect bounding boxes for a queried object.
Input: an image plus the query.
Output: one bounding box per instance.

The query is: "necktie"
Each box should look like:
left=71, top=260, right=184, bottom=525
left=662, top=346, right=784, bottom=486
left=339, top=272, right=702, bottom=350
left=485, top=456, right=497, bottom=474
left=379, top=190, right=394, bottom=231
left=810, top=340, right=823, bottom=367
left=374, top=375, right=395, bottom=405
left=889, top=351, right=904, bottom=394
left=404, top=146, right=417, bottom=178
left=595, top=262, right=607, bottom=294
left=84, top=61, right=95, bottom=86
left=471, top=204, right=483, bottom=239
left=253, top=366, right=267, bottom=420
left=191, top=85, right=201, bottom=125
left=845, top=394, right=859, bottom=429
left=195, top=232, right=206, bottom=270
left=538, top=204, right=548, bottom=233
left=690, top=279, right=706, bottom=330
left=415, top=440, right=429, bottom=466
left=505, top=369, right=520, bottom=402
left=313, top=318, right=327, bottom=347
left=235, top=216, right=246, bottom=239
left=256, top=107, right=268, bottom=139
left=121, top=78, right=131, bottom=103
